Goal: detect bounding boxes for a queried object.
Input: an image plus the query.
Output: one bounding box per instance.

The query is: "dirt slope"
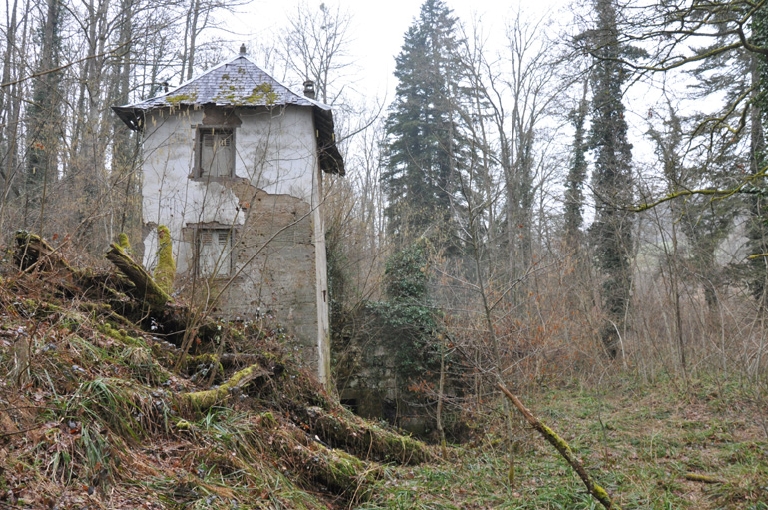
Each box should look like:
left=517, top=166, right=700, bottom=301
left=0, top=234, right=430, bottom=509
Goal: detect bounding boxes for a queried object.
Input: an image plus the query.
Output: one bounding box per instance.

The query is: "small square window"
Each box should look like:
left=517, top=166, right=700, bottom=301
left=196, top=228, right=234, bottom=277
left=196, top=127, right=235, bottom=178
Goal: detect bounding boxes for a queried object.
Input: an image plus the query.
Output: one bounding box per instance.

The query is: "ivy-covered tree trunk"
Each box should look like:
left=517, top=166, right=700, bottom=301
left=747, top=4, right=768, bottom=307
left=564, top=77, right=589, bottom=244
left=588, top=0, right=634, bottom=358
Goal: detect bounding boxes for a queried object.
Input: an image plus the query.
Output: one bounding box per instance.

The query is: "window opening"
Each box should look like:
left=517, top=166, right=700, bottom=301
left=196, top=228, right=233, bottom=277
left=196, top=127, right=235, bottom=178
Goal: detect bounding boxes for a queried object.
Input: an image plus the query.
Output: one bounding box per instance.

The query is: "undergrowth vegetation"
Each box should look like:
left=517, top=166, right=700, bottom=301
left=0, top=245, right=766, bottom=509
left=359, top=376, right=768, bottom=509
left=0, top=252, right=429, bottom=509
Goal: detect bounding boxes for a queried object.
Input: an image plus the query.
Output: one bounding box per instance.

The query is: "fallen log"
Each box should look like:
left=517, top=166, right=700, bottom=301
left=14, top=231, right=73, bottom=272
left=685, top=473, right=726, bottom=484
left=105, top=243, right=171, bottom=311
left=181, top=363, right=272, bottom=410
left=286, top=431, right=378, bottom=501
left=259, top=412, right=379, bottom=502
left=14, top=234, right=250, bottom=357
left=498, top=383, right=621, bottom=510
left=297, top=405, right=432, bottom=466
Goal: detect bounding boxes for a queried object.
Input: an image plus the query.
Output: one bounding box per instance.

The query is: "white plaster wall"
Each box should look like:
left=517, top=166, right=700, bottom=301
left=140, top=103, right=330, bottom=385
left=141, top=105, right=318, bottom=273
left=236, top=106, right=317, bottom=200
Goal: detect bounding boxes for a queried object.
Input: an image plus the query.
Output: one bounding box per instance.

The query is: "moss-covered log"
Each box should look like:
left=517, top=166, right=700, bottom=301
left=296, top=405, right=432, bottom=465
left=298, top=441, right=378, bottom=501
left=269, top=418, right=379, bottom=502
left=105, top=242, right=171, bottom=311
left=175, top=352, right=224, bottom=376
left=685, top=472, right=726, bottom=484
left=181, top=363, right=272, bottom=410
left=79, top=302, right=137, bottom=330
left=498, top=383, right=621, bottom=510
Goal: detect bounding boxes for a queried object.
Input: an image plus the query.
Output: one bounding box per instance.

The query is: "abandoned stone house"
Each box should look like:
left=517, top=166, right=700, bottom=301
left=113, top=46, right=344, bottom=386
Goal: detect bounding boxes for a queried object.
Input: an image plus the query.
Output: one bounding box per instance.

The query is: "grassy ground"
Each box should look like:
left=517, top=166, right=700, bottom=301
left=0, top=253, right=766, bottom=509
left=1, top=322, right=766, bottom=510
left=361, top=376, right=768, bottom=509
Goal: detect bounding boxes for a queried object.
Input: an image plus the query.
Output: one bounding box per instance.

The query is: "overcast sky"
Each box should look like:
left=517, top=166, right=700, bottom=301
left=231, top=0, right=567, bottom=101
left=222, top=0, right=673, bottom=176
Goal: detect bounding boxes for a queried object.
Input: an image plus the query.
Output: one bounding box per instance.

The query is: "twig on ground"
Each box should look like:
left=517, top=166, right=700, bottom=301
left=498, top=382, right=622, bottom=510
left=685, top=473, right=726, bottom=484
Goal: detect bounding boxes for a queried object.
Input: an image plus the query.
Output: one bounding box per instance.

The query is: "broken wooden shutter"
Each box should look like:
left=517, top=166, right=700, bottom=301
left=196, top=229, right=232, bottom=278
left=198, top=128, right=235, bottom=178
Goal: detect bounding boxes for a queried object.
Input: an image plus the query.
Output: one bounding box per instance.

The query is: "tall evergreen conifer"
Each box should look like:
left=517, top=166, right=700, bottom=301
left=588, top=0, right=634, bottom=358
left=747, top=4, right=768, bottom=305
left=382, top=0, right=467, bottom=248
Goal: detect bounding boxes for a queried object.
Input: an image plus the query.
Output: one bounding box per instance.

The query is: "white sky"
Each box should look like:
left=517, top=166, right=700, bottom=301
left=219, top=0, right=673, bottom=219
left=231, top=0, right=567, bottom=101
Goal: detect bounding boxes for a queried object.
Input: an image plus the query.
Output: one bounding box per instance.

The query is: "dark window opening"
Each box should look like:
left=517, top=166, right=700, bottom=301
left=195, top=127, right=235, bottom=178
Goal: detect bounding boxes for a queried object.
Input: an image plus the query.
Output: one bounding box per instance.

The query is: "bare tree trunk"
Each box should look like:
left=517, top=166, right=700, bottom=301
left=71, top=0, right=112, bottom=253
left=26, top=0, right=63, bottom=234
left=456, top=173, right=517, bottom=452
left=185, top=0, right=201, bottom=80
left=435, top=334, right=448, bottom=453
left=111, top=0, right=141, bottom=243
left=0, top=0, right=22, bottom=216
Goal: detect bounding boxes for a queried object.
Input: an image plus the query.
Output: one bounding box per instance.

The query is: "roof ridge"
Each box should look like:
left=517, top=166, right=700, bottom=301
left=116, top=53, right=330, bottom=111
left=158, top=55, right=240, bottom=99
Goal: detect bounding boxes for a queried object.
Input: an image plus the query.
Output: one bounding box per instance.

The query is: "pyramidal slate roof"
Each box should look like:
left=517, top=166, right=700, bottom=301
left=113, top=51, right=344, bottom=175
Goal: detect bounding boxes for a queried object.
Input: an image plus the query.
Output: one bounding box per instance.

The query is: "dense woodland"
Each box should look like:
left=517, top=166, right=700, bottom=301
left=0, top=0, right=767, bottom=507
left=1, top=0, right=767, bottom=436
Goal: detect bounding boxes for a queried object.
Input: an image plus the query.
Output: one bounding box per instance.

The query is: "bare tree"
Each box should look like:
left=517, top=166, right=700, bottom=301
left=0, top=0, right=31, bottom=228
left=179, top=0, right=247, bottom=82
left=281, top=1, right=353, bottom=105
left=462, top=12, right=567, bottom=299
left=25, top=0, right=63, bottom=233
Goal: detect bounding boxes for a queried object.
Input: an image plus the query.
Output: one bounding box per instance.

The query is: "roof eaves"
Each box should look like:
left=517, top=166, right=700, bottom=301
left=313, top=106, right=345, bottom=176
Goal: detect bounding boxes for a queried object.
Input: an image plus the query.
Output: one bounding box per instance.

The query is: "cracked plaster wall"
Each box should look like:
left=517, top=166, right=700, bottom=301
left=140, top=104, right=330, bottom=384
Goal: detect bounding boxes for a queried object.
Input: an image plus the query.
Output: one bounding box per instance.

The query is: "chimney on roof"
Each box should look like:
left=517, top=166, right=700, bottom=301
left=303, top=80, right=316, bottom=100
left=240, top=44, right=247, bottom=55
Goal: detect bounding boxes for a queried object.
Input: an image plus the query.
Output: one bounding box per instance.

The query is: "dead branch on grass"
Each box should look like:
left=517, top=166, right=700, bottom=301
left=685, top=472, right=726, bottom=484
left=498, top=383, right=621, bottom=510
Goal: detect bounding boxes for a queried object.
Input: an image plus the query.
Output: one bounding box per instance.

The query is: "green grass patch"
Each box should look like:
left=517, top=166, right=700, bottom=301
left=363, top=376, right=767, bottom=510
